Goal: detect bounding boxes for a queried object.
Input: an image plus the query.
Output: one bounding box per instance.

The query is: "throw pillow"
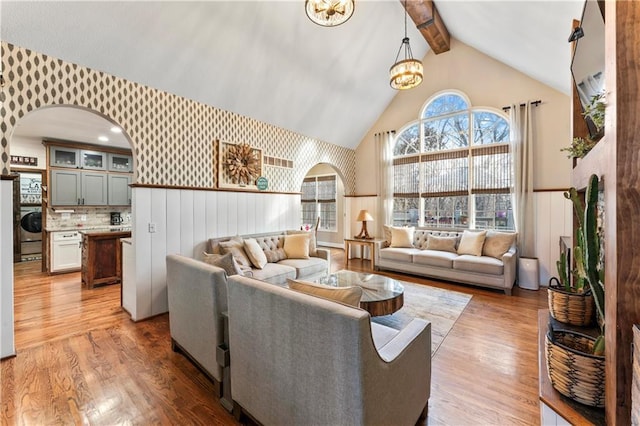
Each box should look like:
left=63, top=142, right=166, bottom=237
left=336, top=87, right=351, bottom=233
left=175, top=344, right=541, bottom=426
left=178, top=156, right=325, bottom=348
left=244, top=238, right=268, bottom=269
left=382, top=225, right=392, bottom=248
left=264, top=248, right=287, bottom=263
left=457, top=230, right=487, bottom=256
left=287, top=279, right=363, bottom=307
left=426, top=235, right=458, bottom=253
left=202, top=252, right=243, bottom=276
left=482, top=231, right=516, bottom=259
left=390, top=226, right=415, bottom=248
left=286, top=230, right=318, bottom=256
left=219, top=237, right=253, bottom=269
left=283, top=233, right=310, bottom=259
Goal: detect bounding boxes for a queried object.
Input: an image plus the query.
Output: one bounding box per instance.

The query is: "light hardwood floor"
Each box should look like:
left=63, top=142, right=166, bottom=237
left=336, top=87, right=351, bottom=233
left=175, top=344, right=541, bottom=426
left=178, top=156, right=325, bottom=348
left=2, top=250, right=548, bottom=425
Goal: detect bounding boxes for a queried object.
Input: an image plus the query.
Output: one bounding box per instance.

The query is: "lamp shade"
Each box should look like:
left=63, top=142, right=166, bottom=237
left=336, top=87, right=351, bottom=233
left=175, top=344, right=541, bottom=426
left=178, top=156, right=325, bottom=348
left=356, top=210, right=374, bottom=222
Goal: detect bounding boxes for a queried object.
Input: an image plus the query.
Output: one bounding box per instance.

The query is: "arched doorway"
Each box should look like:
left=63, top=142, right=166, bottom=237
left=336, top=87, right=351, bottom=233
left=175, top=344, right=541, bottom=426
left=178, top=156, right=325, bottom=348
left=301, top=163, right=346, bottom=248
left=8, top=105, right=135, bottom=351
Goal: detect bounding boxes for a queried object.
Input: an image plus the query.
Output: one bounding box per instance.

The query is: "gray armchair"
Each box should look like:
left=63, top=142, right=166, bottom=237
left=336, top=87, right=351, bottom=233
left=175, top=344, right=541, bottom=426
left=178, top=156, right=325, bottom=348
left=227, top=275, right=431, bottom=425
left=166, top=254, right=228, bottom=395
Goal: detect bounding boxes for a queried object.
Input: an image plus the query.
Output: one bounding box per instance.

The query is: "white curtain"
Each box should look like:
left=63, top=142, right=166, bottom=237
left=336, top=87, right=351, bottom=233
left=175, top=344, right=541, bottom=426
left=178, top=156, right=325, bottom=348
left=510, top=102, right=535, bottom=257
left=376, top=131, right=395, bottom=236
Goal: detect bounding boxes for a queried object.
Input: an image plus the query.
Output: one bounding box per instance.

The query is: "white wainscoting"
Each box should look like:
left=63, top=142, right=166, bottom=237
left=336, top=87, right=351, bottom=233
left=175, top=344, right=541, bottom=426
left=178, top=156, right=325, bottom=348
left=125, top=187, right=301, bottom=321
left=533, top=191, right=573, bottom=288
left=0, top=180, right=15, bottom=358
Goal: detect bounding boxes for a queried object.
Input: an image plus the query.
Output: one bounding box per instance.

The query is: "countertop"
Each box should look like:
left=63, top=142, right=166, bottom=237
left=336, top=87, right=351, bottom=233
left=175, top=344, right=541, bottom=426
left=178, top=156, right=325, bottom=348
left=46, top=225, right=132, bottom=233
left=79, top=229, right=132, bottom=237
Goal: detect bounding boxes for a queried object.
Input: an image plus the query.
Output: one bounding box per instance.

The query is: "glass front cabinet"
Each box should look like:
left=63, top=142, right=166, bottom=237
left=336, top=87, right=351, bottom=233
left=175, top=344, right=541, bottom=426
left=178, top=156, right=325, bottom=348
left=80, top=150, right=106, bottom=170
left=108, top=153, right=133, bottom=173
left=50, top=147, right=80, bottom=168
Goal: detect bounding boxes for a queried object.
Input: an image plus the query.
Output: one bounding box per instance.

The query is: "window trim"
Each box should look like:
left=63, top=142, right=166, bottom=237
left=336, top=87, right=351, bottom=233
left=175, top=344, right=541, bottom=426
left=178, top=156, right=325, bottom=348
left=301, top=173, right=338, bottom=232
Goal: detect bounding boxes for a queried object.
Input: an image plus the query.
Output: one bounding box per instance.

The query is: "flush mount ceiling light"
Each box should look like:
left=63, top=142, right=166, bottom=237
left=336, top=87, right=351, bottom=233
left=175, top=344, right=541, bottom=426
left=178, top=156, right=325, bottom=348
left=305, top=0, right=355, bottom=27
left=389, top=0, right=423, bottom=90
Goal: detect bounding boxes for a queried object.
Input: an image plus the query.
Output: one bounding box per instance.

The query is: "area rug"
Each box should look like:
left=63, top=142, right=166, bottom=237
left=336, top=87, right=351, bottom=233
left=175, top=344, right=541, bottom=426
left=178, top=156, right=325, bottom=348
left=371, top=279, right=472, bottom=356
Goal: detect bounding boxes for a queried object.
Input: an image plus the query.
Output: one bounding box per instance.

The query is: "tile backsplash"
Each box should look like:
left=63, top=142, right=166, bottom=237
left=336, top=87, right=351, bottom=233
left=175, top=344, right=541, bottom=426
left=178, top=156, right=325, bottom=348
left=47, top=207, right=131, bottom=230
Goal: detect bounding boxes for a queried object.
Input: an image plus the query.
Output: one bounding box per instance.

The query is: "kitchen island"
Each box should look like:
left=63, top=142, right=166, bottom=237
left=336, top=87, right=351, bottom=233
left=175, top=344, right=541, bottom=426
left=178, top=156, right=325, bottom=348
left=81, top=229, right=131, bottom=289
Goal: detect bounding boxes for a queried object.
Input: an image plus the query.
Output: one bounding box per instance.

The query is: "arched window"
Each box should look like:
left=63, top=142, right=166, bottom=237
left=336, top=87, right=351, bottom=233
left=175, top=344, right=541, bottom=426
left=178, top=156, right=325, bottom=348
left=392, top=91, right=513, bottom=230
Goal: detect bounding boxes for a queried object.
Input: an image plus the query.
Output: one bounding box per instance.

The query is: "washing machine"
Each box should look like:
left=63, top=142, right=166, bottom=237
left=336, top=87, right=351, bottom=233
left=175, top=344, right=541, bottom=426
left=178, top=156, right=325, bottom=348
left=20, top=206, right=42, bottom=257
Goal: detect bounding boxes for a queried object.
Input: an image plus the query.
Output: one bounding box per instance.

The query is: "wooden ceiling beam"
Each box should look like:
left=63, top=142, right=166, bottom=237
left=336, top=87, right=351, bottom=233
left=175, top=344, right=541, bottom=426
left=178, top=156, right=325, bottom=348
left=402, top=0, right=451, bottom=54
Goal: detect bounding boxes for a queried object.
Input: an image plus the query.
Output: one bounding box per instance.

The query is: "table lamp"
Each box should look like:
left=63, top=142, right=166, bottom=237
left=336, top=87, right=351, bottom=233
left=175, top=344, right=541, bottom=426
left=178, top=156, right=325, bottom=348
left=354, top=209, right=374, bottom=239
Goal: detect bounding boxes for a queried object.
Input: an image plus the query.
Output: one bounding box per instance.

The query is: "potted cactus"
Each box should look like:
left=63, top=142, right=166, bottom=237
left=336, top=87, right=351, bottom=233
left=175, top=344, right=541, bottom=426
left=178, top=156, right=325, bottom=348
left=545, top=174, right=605, bottom=407
left=546, top=185, right=595, bottom=327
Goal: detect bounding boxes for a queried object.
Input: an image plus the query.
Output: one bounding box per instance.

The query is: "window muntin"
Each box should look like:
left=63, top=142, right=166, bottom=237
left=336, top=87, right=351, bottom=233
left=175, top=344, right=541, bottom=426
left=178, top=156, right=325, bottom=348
left=422, top=93, right=469, bottom=119
left=393, top=91, right=513, bottom=230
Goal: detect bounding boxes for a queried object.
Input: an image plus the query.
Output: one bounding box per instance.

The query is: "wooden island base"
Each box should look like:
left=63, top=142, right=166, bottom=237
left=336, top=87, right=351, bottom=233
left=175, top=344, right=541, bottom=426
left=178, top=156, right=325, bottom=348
left=81, top=230, right=131, bottom=289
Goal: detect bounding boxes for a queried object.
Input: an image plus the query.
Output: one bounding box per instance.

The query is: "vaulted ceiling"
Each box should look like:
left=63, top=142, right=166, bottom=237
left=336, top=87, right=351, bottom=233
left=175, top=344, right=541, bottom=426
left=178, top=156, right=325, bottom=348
left=1, top=1, right=583, bottom=150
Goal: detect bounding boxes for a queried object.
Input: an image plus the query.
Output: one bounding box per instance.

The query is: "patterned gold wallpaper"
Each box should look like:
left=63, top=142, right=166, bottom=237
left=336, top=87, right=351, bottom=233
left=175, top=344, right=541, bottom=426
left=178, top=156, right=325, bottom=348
left=0, top=43, right=356, bottom=193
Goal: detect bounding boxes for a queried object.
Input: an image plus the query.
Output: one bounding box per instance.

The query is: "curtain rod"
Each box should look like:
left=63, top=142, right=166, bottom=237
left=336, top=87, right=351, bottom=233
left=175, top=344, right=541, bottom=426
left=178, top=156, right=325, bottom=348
left=501, top=100, right=542, bottom=112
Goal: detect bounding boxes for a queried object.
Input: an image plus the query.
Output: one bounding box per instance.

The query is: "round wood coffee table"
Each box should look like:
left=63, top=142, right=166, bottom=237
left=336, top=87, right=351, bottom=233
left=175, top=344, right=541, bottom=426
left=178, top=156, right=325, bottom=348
left=317, top=270, right=404, bottom=316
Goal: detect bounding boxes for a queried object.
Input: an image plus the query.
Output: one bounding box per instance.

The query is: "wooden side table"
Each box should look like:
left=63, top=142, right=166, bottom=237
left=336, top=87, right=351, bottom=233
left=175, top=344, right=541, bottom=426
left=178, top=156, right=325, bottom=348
left=343, top=238, right=384, bottom=271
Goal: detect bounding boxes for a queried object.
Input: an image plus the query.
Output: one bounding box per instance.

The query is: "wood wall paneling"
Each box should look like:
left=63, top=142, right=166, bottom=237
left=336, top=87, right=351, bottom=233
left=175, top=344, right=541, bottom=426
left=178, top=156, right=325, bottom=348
left=179, top=191, right=195, bottom=258
left=165, top=190, right=182, bottom=257
left=132, top=187, right=153, bottom=320
left=150, top=188, right=168, bottom=315
left=0, top=180, right=16, bottom=357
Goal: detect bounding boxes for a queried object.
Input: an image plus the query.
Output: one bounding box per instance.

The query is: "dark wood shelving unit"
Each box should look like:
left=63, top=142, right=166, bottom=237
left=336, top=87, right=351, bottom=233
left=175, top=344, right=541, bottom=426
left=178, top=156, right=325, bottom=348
left=538, top=310, right=605, bottom=425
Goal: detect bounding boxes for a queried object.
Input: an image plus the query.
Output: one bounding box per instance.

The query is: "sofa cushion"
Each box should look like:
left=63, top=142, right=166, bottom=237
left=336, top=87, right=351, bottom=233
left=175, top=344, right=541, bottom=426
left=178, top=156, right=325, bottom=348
left=202, top=252, right=243, bottom=276
left=454, top=255, right=504, bottom=276
left=379, top=247, right=422, bottom=263
left=457, top=230, right=487, bottom=256
left=425, top=235, right=458, bottom=253
left=250, top=263, right=297, bottom=285
left=482, top=231, right=516, bottom=259
left=286, top=230, right=318, bottom=257
left=284, top=234, right=310, bottom=259
left=390, top=226, right=415, bottom=248
left=244, top=238, right=268, bottom=269
left=382, top=225, right=392, bottom=248
left=287, top=279, right=362, bottom=307
left=278, top=257, right=327, bottom=278
left=413, top=250, right=459, bottom=269
left=219, top=237, right=253, bottom=269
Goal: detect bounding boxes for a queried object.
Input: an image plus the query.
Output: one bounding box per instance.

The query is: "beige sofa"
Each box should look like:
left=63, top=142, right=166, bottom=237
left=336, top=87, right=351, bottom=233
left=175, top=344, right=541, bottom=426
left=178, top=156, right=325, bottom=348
left=375, top=229, right=517, bottom=295
left=166, top=230, right=330, bottom=393
left=227, top=274, right=432, bottom=425
left=207, top=231, right=330, bottom=284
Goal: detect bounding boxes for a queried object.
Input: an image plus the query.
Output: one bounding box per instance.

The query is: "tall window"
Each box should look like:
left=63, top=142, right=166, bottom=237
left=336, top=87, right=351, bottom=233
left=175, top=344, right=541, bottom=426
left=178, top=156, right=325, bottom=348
left=301, top=175, right=337, bottom=231
left=392, top=91, right=514, bottom=230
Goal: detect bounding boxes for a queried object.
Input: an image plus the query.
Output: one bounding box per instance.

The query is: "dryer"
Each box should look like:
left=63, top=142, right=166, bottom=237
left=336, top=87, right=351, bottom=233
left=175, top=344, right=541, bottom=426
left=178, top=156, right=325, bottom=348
left=20, top=206, right=42, bottom=256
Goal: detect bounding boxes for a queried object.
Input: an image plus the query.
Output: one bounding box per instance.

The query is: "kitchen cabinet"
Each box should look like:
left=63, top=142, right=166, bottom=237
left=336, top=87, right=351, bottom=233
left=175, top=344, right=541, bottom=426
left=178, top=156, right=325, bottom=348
left=80, top=150, right=107, bottom=170
left=50, top=170, right=108, bottom=206
left=108, top=174, right=132, bottom=205
left=108, top=153, right=133, bottom=173
left=81, top=230, right=131, bottom=289
left=50, top=231, right=81, bottom=272
left=50, top=147, right=80, bottom=168
left=50, top=147, right=107, bottom=170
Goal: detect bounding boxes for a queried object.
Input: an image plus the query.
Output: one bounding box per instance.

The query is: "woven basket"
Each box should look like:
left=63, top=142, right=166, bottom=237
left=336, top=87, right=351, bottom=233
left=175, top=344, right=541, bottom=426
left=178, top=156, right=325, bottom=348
left=545, top=329, right=605, bottom=407
left=548, top=285, right=595, bottom=326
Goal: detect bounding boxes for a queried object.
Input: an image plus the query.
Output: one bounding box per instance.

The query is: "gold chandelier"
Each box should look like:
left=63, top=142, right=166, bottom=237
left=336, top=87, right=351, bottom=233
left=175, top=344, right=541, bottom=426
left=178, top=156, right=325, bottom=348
left=389, top=0, right=423, bottom=90
left=305, top=0, right=355, bottom=27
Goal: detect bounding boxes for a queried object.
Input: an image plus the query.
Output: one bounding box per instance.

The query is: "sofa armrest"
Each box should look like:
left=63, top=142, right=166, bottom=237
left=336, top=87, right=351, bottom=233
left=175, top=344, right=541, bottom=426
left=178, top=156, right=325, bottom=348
left=502, top=247, right=517, bottom=291
left=376, top=318, right=430, bottom=362
left=315, top=248, right=331, bottom=274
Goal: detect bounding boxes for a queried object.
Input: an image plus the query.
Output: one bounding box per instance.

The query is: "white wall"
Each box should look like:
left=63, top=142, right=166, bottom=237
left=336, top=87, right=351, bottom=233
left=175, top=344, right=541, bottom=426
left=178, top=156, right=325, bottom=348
left=124, top=186, right=301, bottom=321
left=0, top=180, right=15, bottom=358
left=534, top=191, right=573, bottom=287
left=8, top=136, right=47, bottom=171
